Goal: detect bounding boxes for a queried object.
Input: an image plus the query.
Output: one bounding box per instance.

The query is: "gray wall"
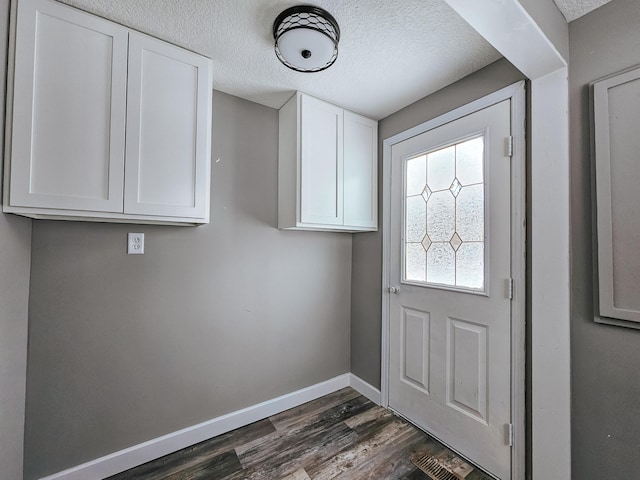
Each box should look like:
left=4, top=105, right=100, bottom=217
left=24, top=92, right=352, bottom=479
left=0, top=0, right=32, bottom=478
left=569, top=0, right=640, bottom=477
left=350, top=58, right=526, bottom=388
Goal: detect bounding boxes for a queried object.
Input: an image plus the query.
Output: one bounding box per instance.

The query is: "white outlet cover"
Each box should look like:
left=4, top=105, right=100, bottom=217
left=128, top=233, right=145, bottom=255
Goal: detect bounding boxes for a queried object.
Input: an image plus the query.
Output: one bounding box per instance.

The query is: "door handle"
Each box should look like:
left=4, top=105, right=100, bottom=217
left=388, top=285, right=401, bottom=294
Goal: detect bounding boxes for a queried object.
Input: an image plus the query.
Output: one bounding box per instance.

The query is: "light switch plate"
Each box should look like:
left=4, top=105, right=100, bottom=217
left=128, top=233, right=145, bottom=254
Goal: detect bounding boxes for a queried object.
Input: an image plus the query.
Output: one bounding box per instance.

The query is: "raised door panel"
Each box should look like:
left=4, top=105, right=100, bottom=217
left=343, top=111, right=377, bottom=229
left=124, top=33, right=212, bottom=220
left=447, top=318, right=488, bottom=423
left=401, top=307, right=431, bottom=394
left=8, top=0, right=128, bottom=212
left=299, top=95, right=343, bottom=226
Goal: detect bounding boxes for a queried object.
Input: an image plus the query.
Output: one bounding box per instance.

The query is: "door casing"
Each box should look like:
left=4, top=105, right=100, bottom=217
left=381, top=81, right=526, bottom=480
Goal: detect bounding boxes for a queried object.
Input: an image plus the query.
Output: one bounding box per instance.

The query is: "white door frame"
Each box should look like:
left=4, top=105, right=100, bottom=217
left=381, top=81, right=526, bottom=480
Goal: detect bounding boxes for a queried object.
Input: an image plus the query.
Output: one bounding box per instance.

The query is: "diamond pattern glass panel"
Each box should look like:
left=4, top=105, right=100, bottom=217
left=456, top=137, right=484, bottom=185
left=403, top=135, right=485, bottom=291
left=427, top=243, right=455, bottom=285
left=427, top=191, right=455, bottom=242
left=422, top=234, right=432, bottom=252
left=450, top=178, right=462, bottom=197
left=456, top=184, right=484, bottom=242
left=450, top=232, right=462, bottom=251
left=456, top=243, right=484, bottom=289
left=422, top=186, right=432, bottom=202
left=406, top=243, right=426, bottom=282
left=427, top=146, right=455, bottom=191
left=406, top=195, right=427, bottom=242
left=406, top=155, right=426, bottom=196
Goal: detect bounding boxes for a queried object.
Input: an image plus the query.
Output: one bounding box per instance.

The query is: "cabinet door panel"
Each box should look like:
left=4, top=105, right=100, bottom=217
left=300, top=95, right=344, bottom=225
left=124, top=33, right=212, bottom=219
left=344, top=111, right=378, bottom=228
left=9, top=0, right=127, bottom=211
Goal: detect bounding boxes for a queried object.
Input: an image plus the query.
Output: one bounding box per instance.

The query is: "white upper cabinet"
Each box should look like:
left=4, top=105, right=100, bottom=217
left=278, top=92, right=378, bottom=232
left=3, top=0, right=213, bottom=225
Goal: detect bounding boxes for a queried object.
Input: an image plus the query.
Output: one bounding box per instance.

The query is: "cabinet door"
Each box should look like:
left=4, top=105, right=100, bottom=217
left=300, top=95, right=344, bottom=225
left=9, top=0, right=128, bottom=212
left=344, top=111, right=378, bottom=229
left=124, top=33, right=212, bottom=219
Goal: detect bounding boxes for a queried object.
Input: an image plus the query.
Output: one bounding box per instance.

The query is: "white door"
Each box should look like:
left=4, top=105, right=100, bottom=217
left=343, top=111, right=378, bottom=229
left=299, top=95, right=344, bottom=226
left=124, top=32, right=212, bottom=219
left=9, top=0, right=128, bottom=212
left=388, top=100, right=512, bottom=479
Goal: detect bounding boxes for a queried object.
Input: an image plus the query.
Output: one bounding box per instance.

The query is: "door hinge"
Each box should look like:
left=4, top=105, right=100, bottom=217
left=505, top=136, right=513, bottom=157
left=507, top=278, right=514, bottom=300
left=506, top=423, right=514, bottom=447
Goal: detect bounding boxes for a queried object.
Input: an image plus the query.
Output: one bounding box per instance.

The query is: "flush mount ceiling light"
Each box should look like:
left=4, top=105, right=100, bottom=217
left=273, top=5, right=340, bottom=73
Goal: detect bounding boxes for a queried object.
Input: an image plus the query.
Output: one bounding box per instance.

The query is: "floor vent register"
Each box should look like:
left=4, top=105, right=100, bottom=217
left=411, top=450, right=475, bottom=480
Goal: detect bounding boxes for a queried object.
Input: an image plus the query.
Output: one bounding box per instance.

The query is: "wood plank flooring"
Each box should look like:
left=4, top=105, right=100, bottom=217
left=108, top=388, right=494, bottom=480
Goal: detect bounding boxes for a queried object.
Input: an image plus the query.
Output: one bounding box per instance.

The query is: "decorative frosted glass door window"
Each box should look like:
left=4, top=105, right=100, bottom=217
left=404, top=136, right=485, bottom=290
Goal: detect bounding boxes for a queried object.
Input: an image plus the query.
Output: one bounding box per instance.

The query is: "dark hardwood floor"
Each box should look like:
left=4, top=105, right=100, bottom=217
left=108, top=388, right=493, bottom=480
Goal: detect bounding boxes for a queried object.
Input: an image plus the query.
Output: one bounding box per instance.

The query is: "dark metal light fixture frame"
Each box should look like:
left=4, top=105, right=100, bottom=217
left=273, top=5, right=341, bottom=73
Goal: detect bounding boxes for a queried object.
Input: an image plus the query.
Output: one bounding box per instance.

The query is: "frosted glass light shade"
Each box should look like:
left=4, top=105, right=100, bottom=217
left=276, top=29, right=335, bottom=71
left=273, top=6, right=340, bottom=73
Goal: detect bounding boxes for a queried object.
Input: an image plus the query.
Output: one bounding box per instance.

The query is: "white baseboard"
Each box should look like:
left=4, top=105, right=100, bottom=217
left=40, top=373, right=351, bottom=480
left=349, top=373, right=382, bottom=405
left=41, top=373, right=384, bottom=480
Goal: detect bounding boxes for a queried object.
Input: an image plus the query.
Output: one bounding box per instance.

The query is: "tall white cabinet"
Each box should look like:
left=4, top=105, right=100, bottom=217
left=278, top=92, right=378, bottom=232
left=3, top=0, right=213, bottom=225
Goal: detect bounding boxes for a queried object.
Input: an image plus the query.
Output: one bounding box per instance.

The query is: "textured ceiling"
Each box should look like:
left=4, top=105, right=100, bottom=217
left=56, top=0, right=502, bottom=120
left=553, top=0, right=612, bottom=22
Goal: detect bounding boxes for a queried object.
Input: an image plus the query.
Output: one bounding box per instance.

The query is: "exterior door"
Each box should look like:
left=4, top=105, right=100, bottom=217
left=388, top=100, right=512, bottom=479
